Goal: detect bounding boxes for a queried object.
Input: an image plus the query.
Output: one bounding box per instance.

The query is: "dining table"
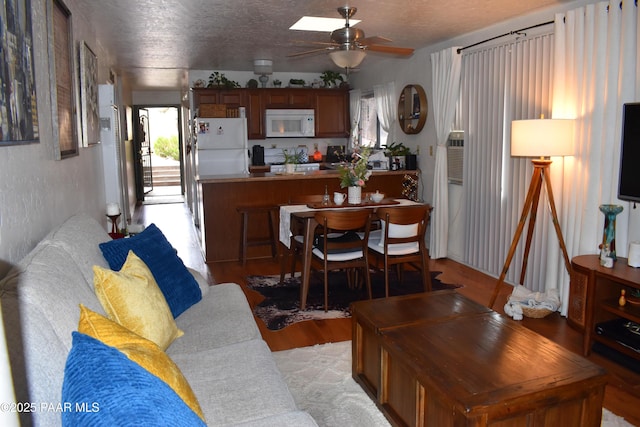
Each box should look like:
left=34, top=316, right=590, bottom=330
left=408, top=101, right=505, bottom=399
left=279, top=198, right=422, bottom=310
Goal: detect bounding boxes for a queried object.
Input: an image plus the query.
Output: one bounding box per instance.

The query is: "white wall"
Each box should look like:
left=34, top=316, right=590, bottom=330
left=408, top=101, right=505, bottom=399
left=0, top=0, right=113, bottom=277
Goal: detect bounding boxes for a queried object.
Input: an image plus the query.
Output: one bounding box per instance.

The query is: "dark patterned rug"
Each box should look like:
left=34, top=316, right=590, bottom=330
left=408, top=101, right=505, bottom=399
left=246, top=270, right=461, bottom=330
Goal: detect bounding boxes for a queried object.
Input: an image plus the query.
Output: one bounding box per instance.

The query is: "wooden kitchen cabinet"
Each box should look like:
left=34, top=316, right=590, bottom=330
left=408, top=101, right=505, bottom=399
left=245, top=89, right=264, bottom=139
left=191, top=87, right=350, bottom=140
left=315, top=90, right=350, bottom=138
left=192, top=88, right=243, bottom=108
left=264, top=89, right=313, bottom=108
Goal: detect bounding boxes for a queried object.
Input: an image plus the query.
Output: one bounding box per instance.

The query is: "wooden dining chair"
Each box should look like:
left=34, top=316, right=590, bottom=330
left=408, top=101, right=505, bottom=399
left=311, top=209, right=373, bottom=312
left=368, top=205, right=433, bottom=297
left=279, top=195, right=325, bottom=284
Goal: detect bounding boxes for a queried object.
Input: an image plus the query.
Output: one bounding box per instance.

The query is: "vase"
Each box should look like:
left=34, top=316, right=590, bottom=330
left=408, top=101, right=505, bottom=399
left=285, top=163, right=296, bottom=174
left=599, top=204, right=624, bottom=261
left=348, top=186, right=362, bottom=204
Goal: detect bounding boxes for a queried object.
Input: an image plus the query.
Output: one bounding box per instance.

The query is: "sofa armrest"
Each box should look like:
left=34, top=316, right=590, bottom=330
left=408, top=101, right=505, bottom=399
left=187, top=267, right=210, bottom=297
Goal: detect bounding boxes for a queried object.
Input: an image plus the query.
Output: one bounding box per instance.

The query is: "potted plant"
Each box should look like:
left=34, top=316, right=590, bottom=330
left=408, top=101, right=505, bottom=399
left=283, top=148, right=304, bottom=173
left=273, top=79, right=282, bottom=87
left=289, top=78, right=305, bottom=88
left=383, top=142, right=411, bottom=170
left=207, top=72, right=240, bottom=89
left=320, top=70, right=344, bottom=88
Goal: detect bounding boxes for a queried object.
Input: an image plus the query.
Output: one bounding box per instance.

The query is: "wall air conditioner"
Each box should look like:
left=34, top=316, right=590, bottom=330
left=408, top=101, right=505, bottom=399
left=447, top=131, right=464, bottom=185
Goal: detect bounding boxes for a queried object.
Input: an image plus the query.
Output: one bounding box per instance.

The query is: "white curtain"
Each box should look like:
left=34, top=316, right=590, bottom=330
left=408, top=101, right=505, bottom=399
left=373, top=82, right=397, bottom=146
left=552, top=0, right=639, bottom=315
left=429, top=47, right=462, bottom=258
left=460, top=34, right=555, bottom=292
left=349, top=89, right=362, bottom=147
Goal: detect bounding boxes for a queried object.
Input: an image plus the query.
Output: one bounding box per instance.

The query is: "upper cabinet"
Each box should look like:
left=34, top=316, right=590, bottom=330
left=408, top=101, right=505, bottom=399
left=314, top=90, right=350, bottom=138
left=192, top=89, right=243, bottom=107
left=264, top=89, right=313, bottom=108
left=245, top=90, right=265, bottom=140
left=398, top=85, right=427, bottom=134
left=192, top=88, right=350, bottom=140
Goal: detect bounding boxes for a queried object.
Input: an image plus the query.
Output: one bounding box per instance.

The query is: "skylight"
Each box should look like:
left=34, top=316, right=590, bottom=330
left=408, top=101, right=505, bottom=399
left=289, top=16, right=360, bottom=32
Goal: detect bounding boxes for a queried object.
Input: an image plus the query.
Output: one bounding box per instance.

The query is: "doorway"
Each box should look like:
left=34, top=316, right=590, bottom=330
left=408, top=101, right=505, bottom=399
left=133, top=106, right=184, bottom=204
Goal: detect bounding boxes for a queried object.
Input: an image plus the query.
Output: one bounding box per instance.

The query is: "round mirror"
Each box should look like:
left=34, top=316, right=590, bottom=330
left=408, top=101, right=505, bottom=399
left=398, top=85, right=427, bottom=134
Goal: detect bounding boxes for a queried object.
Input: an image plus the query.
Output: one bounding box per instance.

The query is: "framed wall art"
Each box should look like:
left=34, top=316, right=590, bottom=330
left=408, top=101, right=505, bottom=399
left=79, top=40, right=99, bottom=147
left=1, top=0, right=40, bottom=145
left=47, top=0, right=79, bottom=159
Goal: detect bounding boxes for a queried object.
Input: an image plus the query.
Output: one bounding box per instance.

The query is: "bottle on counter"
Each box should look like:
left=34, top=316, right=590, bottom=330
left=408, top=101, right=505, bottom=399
left=322, top=185, right=330, bottom=205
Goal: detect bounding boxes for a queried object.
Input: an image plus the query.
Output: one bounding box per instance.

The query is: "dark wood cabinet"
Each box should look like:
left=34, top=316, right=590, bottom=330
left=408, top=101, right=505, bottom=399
left=264, top=89, right=312, bottom=108
left=245, top=89, right=264, bottom=139
left=570, top=254, right=640, bottom=362
left=314, top=90, right=349, bottom=138
left=192, top=88, right=243, bottom=107
left=191, top=87, right=350, bottom=140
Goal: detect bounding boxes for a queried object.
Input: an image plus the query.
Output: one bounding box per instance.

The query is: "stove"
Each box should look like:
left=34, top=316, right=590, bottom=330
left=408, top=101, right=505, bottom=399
left=263, top=146, right=309, bottom=165
left=270, top=163, right=320, bottom=173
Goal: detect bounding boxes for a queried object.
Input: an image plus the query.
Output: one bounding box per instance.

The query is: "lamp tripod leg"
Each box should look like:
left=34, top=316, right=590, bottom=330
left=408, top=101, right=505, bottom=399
left=519, top=172, right=544, bottom=285
left=542, top=168, right=572, bottom=275
left=489, top=166, right=544, bottom=308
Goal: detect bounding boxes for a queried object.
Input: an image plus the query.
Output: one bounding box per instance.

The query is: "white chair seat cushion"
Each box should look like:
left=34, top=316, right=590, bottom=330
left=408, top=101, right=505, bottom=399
left=312, top=247, right=364, bottom=261
left=378, top=220, right=419, bottom=247
left=368, top=238, right=420, bottom=255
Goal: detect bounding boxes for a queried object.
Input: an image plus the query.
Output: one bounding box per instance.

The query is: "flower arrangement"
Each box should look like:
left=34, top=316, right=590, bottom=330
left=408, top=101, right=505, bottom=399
left=338, top=145, right=372, bottom=188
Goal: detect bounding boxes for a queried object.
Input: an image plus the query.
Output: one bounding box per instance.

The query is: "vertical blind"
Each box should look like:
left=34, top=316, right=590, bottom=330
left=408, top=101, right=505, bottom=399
left=458, top=34, right=555, bottom=291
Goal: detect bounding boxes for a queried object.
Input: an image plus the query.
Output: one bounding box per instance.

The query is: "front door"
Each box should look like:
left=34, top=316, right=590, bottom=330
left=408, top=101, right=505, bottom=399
left=134, top=108, right=153, bottom=199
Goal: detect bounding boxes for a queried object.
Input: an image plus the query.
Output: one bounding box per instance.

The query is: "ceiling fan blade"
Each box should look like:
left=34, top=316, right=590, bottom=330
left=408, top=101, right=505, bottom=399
left=291, top=40, right=337, bottom=47
left=360, top=36, right=392, bottom=46
left=366, top=44, right=414, bottom=56
left=287, top=47, right=330, bottom=58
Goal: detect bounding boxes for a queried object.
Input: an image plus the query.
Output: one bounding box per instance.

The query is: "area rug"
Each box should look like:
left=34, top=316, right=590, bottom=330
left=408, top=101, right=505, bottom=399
left=272, top=341, right=634, bottom=427
left=246, top=271, right=459, bottom=330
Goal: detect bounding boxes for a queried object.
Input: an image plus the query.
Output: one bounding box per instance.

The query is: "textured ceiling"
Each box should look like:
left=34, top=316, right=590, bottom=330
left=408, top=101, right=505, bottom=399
left=76, top=0, right=570, bottom=90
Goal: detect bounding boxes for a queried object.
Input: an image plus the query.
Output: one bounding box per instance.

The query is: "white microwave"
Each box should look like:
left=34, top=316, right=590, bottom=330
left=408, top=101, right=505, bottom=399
left=265, top=109, right=315, bottom=138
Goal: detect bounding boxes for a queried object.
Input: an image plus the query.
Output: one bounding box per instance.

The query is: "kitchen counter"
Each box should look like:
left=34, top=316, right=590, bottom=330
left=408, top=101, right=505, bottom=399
left=196, top=168, right=412, bottom=184
left=195, top=169, right=420, bottom=263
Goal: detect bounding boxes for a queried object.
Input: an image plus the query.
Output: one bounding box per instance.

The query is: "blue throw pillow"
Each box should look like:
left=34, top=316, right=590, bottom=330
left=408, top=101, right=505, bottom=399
left=62, top=332, right=206, bottom=426
left=99, top=224, right=201, bottom=318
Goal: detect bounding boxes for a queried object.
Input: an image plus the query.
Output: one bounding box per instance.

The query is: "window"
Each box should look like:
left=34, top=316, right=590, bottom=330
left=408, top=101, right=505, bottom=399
left=358, top=95, right=387, bottom=148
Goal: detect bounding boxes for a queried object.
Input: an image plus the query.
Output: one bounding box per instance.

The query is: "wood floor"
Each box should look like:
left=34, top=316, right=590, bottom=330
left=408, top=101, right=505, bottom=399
left=134, top=201, right=640, bottom=425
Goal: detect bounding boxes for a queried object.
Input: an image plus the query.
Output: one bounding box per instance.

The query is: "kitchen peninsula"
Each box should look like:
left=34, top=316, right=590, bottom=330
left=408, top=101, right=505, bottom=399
left=197, top=169, right=419, bottom=263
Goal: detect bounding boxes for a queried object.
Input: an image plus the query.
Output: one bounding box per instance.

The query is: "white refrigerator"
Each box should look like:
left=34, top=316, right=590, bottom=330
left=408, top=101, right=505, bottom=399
left=195, top=118, right=249, bottom=176
left=191, top=117, right=249, bottom=229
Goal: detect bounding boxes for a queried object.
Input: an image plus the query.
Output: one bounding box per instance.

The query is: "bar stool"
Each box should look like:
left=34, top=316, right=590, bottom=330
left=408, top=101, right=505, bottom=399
left=237, top=205, right=279, bottom=266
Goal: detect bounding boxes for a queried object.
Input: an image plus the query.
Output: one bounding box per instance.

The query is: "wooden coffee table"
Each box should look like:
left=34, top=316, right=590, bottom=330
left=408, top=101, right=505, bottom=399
left=351, top=291, right=607, bottom=427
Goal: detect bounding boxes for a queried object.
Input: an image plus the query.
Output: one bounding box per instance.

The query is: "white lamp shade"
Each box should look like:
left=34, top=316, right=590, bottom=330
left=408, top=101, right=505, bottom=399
left=253, top=59, right=273, bottom=75
left=511, top=119, right=575, bottom=157
left=329, top=49, right=366, bottom=68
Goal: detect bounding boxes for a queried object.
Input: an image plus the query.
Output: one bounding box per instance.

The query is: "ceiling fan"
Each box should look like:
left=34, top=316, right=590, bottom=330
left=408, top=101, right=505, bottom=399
left=288, top=6, right=414, bottom=69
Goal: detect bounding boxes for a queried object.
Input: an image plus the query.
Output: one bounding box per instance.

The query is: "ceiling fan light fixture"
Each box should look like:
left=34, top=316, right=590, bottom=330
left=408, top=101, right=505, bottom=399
left=329, top=49, right=366, bottom=68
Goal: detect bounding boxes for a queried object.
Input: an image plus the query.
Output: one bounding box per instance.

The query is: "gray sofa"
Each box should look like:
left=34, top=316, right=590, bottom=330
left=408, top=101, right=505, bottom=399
left=0, top=213, right=317, bottom=426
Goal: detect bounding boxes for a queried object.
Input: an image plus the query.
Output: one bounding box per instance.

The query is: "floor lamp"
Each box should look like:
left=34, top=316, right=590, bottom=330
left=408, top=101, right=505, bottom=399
left=489, top=118, right=575, bottom=308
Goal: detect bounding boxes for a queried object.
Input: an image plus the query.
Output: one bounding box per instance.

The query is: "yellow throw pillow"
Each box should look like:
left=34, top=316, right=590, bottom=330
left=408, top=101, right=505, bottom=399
left=78, top=305, right=205, bottom=421
left=93, top=250, right=183, bottom=350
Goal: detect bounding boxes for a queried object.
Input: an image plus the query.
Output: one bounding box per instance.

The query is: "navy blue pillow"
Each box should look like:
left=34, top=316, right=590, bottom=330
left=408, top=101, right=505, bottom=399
left=62, top=332, right=206, bottom=426
left=99, top=224, right=201, bottom=318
